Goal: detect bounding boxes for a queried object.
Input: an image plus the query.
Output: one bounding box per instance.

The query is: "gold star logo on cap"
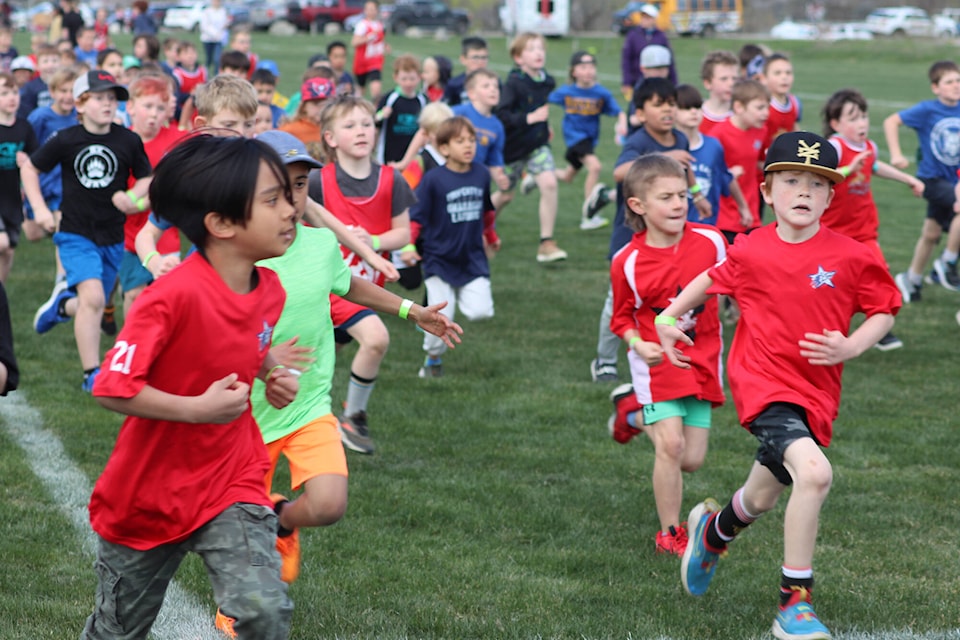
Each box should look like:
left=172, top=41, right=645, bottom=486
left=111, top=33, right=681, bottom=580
left=286, top=149, right=298, bottom=157
left=797, top=140, right=820, bottom=164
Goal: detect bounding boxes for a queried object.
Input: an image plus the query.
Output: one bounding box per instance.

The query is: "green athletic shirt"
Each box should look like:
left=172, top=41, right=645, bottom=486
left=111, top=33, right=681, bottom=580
left=253, top=224, right=352, bottom=443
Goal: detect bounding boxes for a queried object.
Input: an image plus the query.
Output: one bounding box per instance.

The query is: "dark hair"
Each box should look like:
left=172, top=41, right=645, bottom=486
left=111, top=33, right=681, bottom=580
left=633, top=77, right=677, bottom=110
left=133, top=34, right=160, bottom=61
left=219, top=49, right=251, bottom=72
left=251, top=68, right=277, bottom=86
left=762, top=52, right=790, bottom=74
left=737, top=43, right=765, bottom=71
left=94, top=48, right=118, bottom=68
left=433, top=55, right=452, bottom=86
left=460, top=36, right=487, bottom=55
left=435, top=115, right=475, bottom=147
left=675, top=84, right=703, bottom=110
left=149, top=135, right=293, bottom=249
left=326, top=40, right=347, bottom=55
left=929, top=60, right=960, bottom=85
left=822, top=88, right=868, bottom=136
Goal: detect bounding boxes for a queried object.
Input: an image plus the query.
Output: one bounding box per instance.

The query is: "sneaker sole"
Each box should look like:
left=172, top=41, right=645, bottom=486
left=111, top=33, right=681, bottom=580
left=873, top=339, right=903, bottom=352
left=33, top=281, right=69, bottom=333
left=933, top=259, right=960, bottom=292
left=771, top=619, right=832, bottom=640
left=579, top=217, right=610, bottom=230
left=680, top=498, right=720, bottom=596
left=536, top=251, right=568, bottom=263
left=338, top=425, right=375, bottom=454
left=894, top=273, right=917, bottom=304
left=582, top=183, right=605, bottom=218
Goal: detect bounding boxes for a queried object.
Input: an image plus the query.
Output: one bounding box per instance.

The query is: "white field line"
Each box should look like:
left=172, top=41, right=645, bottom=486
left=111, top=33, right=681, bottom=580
left=0, top=391, right=222, bottom=640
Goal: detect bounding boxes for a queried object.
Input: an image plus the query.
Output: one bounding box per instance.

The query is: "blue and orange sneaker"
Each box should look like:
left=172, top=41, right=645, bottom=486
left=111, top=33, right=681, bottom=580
left=680, top=498, right=722, bottom=596
left=773, top=589, right=831, bottom=640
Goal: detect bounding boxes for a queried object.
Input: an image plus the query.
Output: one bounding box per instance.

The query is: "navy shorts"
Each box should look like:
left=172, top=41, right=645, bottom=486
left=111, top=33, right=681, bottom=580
left=749, top=402, right=819, bottom=486
left=333, top=308, right=376, bottom=345
left=921, top=177, right=957, bottom=232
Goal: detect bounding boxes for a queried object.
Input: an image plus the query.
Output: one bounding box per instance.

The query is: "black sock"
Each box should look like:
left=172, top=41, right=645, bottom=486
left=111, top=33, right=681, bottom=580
left=274, top=498, right=294, bottom=538
left=57, top=297, right=70, bottom=316
left=780, top=573, right=814, bottom=607
left=704, top=500, right=754, bottom=551
left=83, top=367, right=97, bottom=378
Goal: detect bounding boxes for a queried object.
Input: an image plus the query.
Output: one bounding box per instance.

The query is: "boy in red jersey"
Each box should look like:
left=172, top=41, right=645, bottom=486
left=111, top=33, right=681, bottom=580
left=656, top=131, right=900, bottom=640
left=760, top=53, right=800, bottom=152
left=822, top=88, right=923, bottom=352
left=608, top=154, right=726, bottom=557
left=698, top=50, right=738, bottom=136
left=711, top=79, right=769, bottom=244
left=351, top=0, right=388, bottom=102
left=84, top=135, right=300, bottom=639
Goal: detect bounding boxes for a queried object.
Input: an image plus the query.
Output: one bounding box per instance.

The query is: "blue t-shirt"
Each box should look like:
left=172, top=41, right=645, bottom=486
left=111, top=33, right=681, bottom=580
left=26, top=106, right=77, bottom=213
left=547, top=82, right=621, bottom=148
left=75, top=47, right=99, bottom=67
left=609, top=126, right=689, bottom=258
left=409, top=163, right=492, bottom=287
left=452, top=101, right=505, bottom=168
left=686, top=134, right=730, bottom=227
left=18, top=77, right=50, bottom=120
left=898, top=99, right=960, bottom=182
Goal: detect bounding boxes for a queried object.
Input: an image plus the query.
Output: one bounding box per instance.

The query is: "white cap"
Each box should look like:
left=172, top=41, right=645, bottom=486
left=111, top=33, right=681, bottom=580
left=10, top=56, right=35, bottom=72
left=639, top=3, right=659, bottom=18
left=640, top=45, right=671, bottom=69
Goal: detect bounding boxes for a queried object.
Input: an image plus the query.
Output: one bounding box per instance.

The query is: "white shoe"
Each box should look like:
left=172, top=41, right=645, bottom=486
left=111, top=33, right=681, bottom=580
left=579, top=216, right=610, bottom=230
left=520, top=173, right=537, bottom=196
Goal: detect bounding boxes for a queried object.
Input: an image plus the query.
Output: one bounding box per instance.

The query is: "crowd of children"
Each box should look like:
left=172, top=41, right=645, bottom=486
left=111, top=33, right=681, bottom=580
left=2, top=8, right=959, bottom=638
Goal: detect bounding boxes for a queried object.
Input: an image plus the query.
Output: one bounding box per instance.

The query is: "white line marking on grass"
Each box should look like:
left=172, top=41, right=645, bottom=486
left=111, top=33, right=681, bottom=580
left=0, top=391, right=222, bottom=640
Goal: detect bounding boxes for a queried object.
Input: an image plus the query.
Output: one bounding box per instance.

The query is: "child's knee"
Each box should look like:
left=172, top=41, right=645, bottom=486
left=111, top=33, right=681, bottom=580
left=796, top=457, right=833, bottom=494
left=584, top=155, right=602, bottom=173
left=536, top=171, right=558, bottom=192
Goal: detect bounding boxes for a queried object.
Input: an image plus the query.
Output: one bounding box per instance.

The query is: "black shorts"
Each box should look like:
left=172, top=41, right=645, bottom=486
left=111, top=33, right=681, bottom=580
left=921, top=177, right=957, bottom=232
left=564, top=138, right=595, bottom=170
left=0, top=209, right=22, bottom=249
left=749, top=402, right=820, bottom=486
left=720, top=226, right=756, bottom=246
left=355, top=69, right=382, bottom=88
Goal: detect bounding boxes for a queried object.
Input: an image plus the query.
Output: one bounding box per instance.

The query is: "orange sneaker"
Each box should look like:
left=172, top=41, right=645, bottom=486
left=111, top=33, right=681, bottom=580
left=655, top=524, right=689, bottom=557
left=271, top=493, right=300, bottom=583
left=214, top=608, right=237, bottom=638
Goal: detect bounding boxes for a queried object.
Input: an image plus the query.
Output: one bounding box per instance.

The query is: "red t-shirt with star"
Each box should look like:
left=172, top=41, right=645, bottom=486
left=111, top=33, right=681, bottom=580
left=90, top=254, right=285, bottom=550
left=712, top=118, right=765, bottom=234
left=611, top=223, right=727, bottom=406
left=707, top=224, right=901, bottom=446
left=823, top=135, right=879, bottom=243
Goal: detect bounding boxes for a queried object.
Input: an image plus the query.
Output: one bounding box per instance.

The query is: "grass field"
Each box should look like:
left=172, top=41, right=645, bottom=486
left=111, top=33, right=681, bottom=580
left=2, top=28, right=960, bottom=640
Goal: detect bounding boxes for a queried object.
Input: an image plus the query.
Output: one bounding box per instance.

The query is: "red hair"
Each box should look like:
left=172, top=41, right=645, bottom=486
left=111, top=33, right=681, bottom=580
left=129, top=74, right=171, bottom=102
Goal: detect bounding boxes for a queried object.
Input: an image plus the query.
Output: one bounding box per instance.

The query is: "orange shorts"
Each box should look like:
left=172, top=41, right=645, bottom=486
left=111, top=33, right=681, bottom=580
left=264, top=414, right=348, bottom=492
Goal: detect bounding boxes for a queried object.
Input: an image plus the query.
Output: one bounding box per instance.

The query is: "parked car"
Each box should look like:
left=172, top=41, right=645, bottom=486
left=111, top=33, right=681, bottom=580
left=381, top=0, right=469, bottom=35
left=245, top=0, right=288, bottom=29
left=285, top=0, right=365, bottom=31
left=769, top=19, right=819, bottom=40
left=820, top=22, right=874, bottom=41
left=163, top=2, right=248, bottom=31
left=865, top=6, right=955, bottom=38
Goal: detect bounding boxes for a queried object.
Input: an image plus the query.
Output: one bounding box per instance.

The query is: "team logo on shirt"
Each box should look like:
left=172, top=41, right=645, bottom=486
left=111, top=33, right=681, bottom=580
left=74, top=144, right=119, bottom=189
left=257, top=320, right=274, bottom=351
left=930, top=117, right=960, bottom=167
left=808, top=265, right=836, bottom=289
left=653, top=288, right=705, bottom=339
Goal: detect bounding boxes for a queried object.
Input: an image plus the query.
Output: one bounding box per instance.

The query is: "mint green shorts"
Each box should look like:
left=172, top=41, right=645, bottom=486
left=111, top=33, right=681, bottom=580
left=642, top=396, right=712, bottom=429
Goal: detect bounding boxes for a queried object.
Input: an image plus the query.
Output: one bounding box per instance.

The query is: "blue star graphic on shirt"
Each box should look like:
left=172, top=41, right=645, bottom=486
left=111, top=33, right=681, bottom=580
left=808, top=265, right=836, bottom=289
left=257, top=321, right=274, bottom=351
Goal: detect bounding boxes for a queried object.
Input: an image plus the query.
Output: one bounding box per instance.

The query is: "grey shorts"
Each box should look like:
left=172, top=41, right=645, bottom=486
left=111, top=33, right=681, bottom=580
left=750, top=402, right=818, bottom=486
left=81, top=502, right=292, bottom=639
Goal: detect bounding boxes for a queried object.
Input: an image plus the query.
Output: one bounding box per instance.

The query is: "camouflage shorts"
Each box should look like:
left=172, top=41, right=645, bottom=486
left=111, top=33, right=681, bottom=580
left=81, top=503, right=292, bottom=639
left=504, top=145, right=556, bottom=190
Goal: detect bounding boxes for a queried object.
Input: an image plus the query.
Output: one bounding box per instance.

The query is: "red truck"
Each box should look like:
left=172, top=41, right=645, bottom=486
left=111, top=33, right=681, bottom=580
left=286, top=0, right=366, bottom=31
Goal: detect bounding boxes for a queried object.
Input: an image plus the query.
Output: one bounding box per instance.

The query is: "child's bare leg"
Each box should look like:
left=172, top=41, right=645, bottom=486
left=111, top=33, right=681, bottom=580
left=367, top=79, right=382, bottom=103
left=0, top=245, right=13, bottom=284
left=646, top=415, right=686, bottom=531
left=123, top=285, right=146, bottom=317
left=555, top=166, right=575, bottom=183
left=908, top=218, right=942, bottom=277
left=72, top=278, right=105, bottom=370
left=943, top=211, right=960, bottom=256
left=345, top=314, right=389, bottom=383
left=780, top=438, right=832, bottom=568
left=491, top=189, right=514, bottom=213
left=681, top=424, right=709, bottom=472
left=534, top=170, right=558, bottom=239
left=278, top=474, right=348, bottom=529
left=582, top=154, right=602, bottom=201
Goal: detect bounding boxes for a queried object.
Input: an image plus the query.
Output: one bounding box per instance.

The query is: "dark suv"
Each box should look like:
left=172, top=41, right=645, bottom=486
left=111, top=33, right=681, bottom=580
left=286, top=0, right=365, bottom=31
left=382, top=0, right=469, bottom=35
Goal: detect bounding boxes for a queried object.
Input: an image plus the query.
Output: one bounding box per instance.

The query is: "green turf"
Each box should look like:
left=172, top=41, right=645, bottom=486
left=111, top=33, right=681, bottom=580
left=2, top=28, right=959, bottom=640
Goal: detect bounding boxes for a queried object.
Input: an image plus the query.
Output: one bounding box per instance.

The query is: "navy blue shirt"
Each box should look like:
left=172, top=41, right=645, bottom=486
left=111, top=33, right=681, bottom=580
left=410, top=163, right=492, bottom=287
left=609, top=126, right=689, bottom=259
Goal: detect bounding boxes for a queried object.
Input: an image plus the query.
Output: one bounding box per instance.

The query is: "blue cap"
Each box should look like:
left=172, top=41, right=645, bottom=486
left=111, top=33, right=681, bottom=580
left=257, top=130, right=322, bottom=169
left=257, top=59, right=280, bottom=77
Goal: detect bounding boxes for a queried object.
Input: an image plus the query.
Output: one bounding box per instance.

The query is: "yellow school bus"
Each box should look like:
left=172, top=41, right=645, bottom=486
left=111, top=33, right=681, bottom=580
left=617, top=0, right=743, bottom=37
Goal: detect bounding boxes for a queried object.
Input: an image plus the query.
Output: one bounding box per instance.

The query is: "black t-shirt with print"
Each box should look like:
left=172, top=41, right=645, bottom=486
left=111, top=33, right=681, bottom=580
left=0, top=117, right=38, bottom=220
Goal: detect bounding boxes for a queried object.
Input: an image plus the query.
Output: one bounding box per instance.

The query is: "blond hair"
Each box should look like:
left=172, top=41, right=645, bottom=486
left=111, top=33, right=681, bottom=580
left=48, top=65, right=80, bottom=92
left=319, top=95, right=376, bottom=162
left=700, top=50, right=738, bottom=82
left=731, top=78, right=769, bottom=108
left=418, top=101, right=454, bottom=135
left=509, top=32, right=545, bottom=61
left=194, top=75, right=258, bottom=120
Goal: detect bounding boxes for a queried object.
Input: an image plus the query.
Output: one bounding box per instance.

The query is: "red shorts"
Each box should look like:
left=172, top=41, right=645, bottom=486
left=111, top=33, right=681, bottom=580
left=330, top=294, right=370, bottom=327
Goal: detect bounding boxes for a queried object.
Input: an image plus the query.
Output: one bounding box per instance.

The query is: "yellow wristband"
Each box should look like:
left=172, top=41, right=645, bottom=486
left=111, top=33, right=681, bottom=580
left=136, top=197, right=147, bottom=212
left=267, top=364, right=285, bottom=379
left=628, top=336, right=641, bottom=348
left=398, top=298, right=414, bottom=320
left=688, top=183, right=702, bottom=194
left=654, top=315, right=677, bottom=326
left=371, top=235, right=381, bottom=251
left=125, top=189, right=137, bottom=203
left=141, top=250, right=159, bottom=268
left=839, top=165, right=852, bottom=177
left=401, top=243, right=416, bottom=253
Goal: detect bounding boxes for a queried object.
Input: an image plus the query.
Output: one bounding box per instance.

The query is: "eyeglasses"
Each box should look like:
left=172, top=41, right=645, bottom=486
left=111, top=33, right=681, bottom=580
left=466, top=54, right=488, bottom=61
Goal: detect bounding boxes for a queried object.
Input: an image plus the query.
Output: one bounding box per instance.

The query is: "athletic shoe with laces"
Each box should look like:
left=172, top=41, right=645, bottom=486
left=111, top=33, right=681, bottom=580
left=520, top=173, right=537, bottom=196
left=536, top=239, right=567, bottom=263
left=681, top=498, right=723, bottom=596
left=582, top=182, right=613, bottom=220
left=607, top=383, right=642, bottom=444
left=101, top=305, right=118, bottom=336
left=81, top=367, right=100, bottom=393
left=772, top=589, right=831, bottom=640
left=271, top=493, right=300, bottom=584
left=932, top=257, right=960, bottom=291
left=418, top=356, right=443, bottom=378
left=339, top=411, right=375, bottom=454
left=924, top=269, right=940, bottom=286
left=214, top=609, right=237, bottom=638
left=34, top=280, right=75, bottom=334
left=873, top=331, right=903, bottom=351
left=655, top=524, right=689, bottom=556
left=590, top=358, right=618, bottom=383
left=894, top=272, right=921, bottom=303
left=579, top=215, right=610, bottom=230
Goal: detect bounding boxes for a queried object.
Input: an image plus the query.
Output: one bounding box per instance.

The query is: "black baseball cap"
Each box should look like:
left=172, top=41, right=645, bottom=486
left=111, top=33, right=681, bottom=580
left=570, top=50, right=596, bottom=67
left=763, top=131, right=843, bottom=184
left=73, top=70, right=129, bottom=102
